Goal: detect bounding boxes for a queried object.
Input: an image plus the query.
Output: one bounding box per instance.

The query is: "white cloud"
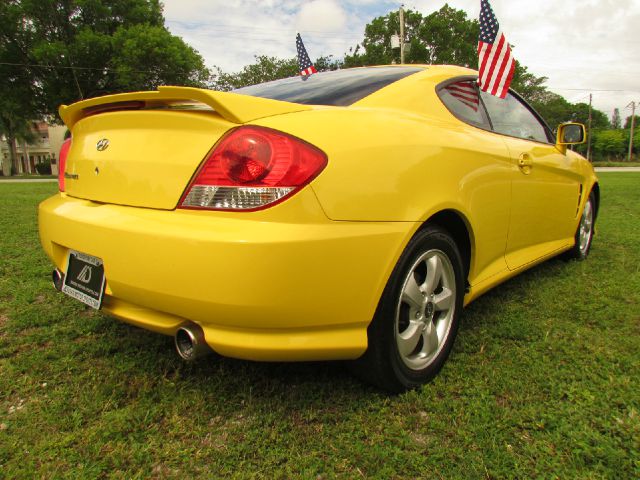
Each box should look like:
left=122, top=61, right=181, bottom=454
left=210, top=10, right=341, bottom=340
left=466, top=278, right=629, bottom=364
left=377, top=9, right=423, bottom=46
left=296, top=0, right=347, bottom=32
left=163, top=0, right=366, bottom=73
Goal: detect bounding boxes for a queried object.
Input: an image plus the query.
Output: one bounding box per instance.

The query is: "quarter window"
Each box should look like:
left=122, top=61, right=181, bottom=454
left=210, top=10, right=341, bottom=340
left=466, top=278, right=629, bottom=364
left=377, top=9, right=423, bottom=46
left=438, top=81, right=491, bottom=129
left=480, top=91, right=551, bottom=143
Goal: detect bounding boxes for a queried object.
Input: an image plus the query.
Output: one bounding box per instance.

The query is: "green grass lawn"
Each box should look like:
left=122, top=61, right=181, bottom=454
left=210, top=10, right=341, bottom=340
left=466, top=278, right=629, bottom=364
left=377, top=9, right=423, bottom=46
left=0, top=175, right=56, bottom=180
left=1, top=175, right=638, bottom=479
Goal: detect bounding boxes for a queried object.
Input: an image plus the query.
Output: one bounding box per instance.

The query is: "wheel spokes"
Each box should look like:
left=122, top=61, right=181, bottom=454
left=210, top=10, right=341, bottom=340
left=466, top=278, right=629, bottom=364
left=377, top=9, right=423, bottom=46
left=395, top=249, right=457, bottom=371
left=401, top=274, right=424, bottom=311
left=433, top=287, right=453, bottom=312
left=584, top=201, right=592, bottom=220
left=424, top=255, right=443, bottom=294
left=579, top=200, right=593, bottom=251
left=423, top=320, right=439, bottom=357
left=397, top=320, right=423, bottom=357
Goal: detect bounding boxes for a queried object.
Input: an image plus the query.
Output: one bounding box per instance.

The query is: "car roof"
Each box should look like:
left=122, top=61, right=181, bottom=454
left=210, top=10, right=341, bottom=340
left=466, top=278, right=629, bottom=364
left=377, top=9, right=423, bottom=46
left=353, top=64, right=478, bottom=118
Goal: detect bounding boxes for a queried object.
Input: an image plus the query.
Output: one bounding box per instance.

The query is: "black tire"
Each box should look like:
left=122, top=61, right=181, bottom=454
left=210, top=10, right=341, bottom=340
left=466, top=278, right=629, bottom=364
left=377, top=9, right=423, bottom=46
left=565, top=192, right=596, bottom=260
left=351, top=225, right=465, bottom=393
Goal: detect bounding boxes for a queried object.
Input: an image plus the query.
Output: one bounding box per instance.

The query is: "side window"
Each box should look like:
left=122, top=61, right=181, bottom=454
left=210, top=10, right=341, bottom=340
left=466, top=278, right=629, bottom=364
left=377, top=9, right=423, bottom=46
left=480, top=91, right=551, bottom=143
left=438, top=81, right=491, bottom=129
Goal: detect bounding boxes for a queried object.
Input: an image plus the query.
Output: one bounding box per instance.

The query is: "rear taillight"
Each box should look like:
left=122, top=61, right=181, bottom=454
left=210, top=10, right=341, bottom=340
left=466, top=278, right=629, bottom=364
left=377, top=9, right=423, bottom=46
left=179, top=126, right=327, bottom=211
left=58, top=138, right=72, bottom=191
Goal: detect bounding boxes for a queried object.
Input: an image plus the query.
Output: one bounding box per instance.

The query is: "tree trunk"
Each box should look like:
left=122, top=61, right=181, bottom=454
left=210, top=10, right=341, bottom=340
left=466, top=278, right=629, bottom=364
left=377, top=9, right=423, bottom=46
left=22, top=140, right=30, bottom=174
left=2, top=135, right=17, bottom=176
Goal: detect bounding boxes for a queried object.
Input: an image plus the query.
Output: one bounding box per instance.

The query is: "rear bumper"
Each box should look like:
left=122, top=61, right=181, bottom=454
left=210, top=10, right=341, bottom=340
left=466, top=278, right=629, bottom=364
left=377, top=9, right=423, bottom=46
left=39, top=192, right=416, bottom=361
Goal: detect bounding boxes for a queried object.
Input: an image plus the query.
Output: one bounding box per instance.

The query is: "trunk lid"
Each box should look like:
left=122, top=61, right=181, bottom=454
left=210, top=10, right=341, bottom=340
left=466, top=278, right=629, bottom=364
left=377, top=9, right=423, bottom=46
left=60, top=86, right=311, bottom=210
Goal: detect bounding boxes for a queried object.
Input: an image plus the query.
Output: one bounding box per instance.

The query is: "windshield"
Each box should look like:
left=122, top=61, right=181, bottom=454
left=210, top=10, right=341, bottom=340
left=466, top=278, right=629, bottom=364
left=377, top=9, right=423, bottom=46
left=234, top=66, right=424, bottom=107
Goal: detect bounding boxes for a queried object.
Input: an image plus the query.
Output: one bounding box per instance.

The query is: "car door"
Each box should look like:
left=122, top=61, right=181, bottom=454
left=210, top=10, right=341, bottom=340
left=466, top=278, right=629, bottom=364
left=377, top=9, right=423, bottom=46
left=480, top=91, right=581, bottom=270
left=437, top=79, right=513, bottom=284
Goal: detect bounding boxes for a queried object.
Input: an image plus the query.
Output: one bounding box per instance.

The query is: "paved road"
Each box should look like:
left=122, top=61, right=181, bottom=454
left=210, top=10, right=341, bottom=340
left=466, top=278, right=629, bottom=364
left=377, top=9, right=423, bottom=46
left=594, top=167, right=640, bottom=172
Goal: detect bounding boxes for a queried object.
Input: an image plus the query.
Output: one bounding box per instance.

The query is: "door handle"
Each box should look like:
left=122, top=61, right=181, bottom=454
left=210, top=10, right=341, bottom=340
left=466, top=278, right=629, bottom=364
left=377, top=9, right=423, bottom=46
left=518, top=153, right=533, bottom=168
left=518, top=153, right=533, bottom=174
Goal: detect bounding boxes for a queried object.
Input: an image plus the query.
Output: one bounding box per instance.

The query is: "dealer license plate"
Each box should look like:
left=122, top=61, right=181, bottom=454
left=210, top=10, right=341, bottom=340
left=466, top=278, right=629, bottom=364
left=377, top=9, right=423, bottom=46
left=62, top=250, right=106, bottom=309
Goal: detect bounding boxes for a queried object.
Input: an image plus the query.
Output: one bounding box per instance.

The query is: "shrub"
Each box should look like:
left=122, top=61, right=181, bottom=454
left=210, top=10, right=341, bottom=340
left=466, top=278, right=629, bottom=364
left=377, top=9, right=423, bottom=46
left=35, top=159, right=52, bottom=175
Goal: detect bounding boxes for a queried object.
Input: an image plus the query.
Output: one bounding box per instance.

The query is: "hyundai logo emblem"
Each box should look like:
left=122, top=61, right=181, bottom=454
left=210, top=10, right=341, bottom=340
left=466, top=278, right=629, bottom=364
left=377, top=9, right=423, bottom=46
left=96, top=138, right=110, bottom=151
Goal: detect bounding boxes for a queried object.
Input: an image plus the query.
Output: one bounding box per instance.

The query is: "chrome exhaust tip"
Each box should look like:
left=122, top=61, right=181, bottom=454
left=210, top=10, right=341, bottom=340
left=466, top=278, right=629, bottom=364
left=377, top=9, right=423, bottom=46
left=175, top=324, right=213, bottom=361
left=52, top=269, right=64, bottom=292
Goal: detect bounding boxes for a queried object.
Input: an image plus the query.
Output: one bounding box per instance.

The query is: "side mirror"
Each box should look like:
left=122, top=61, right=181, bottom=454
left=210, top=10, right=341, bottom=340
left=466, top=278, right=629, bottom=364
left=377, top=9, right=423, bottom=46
left=557, top=123, right=586, bottom=145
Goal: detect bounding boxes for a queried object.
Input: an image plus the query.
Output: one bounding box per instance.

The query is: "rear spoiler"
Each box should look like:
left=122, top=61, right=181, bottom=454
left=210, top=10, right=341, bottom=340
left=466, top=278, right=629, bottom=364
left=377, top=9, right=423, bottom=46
left=58, top=86, right=312, bottom=129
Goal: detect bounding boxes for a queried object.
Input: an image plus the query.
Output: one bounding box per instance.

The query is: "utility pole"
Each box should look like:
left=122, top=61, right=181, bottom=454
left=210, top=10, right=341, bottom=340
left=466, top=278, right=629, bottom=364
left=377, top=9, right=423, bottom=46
left=627, top=101, right=636, bottom=162
left=399, top=5, right=405, bottom=64
left=587, top=93, right=593, bottom=162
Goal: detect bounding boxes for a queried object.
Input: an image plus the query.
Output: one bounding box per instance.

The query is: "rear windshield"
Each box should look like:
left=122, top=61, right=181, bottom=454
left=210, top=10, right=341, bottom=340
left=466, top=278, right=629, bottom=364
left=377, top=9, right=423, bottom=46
left=234, top=66, right=424, bottom=106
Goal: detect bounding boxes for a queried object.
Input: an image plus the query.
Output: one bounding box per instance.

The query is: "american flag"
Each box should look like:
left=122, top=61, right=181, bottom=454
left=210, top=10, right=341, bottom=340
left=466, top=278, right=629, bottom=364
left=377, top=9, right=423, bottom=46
left=296, top=33, right=317, bottom=76
left=445, top=82, right=479, bottom=112
left=477, top=0, right=515, bottom=99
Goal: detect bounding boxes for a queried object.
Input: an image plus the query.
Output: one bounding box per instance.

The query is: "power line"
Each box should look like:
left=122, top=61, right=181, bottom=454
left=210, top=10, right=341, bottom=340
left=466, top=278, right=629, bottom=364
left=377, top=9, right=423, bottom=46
left=0, top=61, right=167, bottom=75
left=4, top=62, right=640, bottom=100
left=187, top=30, right=363, bottom=40
left=548, top=88, right=637, bottom=92
left=167, top=19, right=640, bottom=45
left=165, top=20, right=364, bottom=36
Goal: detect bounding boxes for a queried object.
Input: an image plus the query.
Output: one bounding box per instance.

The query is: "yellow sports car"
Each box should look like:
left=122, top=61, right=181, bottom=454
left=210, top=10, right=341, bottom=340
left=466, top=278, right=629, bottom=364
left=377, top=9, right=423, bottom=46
left=39, top=65, right=598, bottom=392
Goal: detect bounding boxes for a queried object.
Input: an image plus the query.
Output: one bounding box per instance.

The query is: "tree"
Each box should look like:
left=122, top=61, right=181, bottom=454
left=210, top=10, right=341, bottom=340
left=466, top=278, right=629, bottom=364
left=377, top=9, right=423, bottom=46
left=510, top=63, right=550, bottom=105
left=110, top=24, right=209, bottom=92
left=567, top=102, right=609, bottom=129
left=343, top=6, right=557, bottom=107
left=213, top=56, right=298, bottom=91
left=593, top=130, right=626, bottom=160
left=313, top=55, right=342, bottom=73
left=344, top=9, right=422, bottom=66
left=0, top=0, right=211, bottom=175
left=419, top=5, right=478, bottom=65
left=20, top=0, right=209, bottom=113
left=624, top=115, right=640, bottom=129
left=0, top=1, right=39, bottom=175
left=528, top=92, right=573, bottom=128
left=611, top=108, right=622, bottom=129
left=525, top=91, right=608, bottom=131
left=343, top=5, right=478, bottom=67
left=212, top=55, right=342, bottom=91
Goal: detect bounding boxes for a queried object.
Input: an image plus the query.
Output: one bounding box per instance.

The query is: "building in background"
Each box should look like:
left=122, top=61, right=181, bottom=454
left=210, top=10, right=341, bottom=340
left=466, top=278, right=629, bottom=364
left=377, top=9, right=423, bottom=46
left=0, top=122, right=67, bottom=175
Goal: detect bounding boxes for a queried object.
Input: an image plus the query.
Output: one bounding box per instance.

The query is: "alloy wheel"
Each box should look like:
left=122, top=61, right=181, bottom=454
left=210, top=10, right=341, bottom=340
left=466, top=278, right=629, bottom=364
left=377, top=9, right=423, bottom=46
left=578, top=199, right=594, bottom=255
left=395, top=249, right=457, bottom=371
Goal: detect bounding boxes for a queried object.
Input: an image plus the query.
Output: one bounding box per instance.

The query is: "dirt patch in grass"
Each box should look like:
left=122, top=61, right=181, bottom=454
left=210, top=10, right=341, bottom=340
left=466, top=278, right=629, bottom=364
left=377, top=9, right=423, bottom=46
left=33, top=294, right=47, bottom=305
left=0, top=313, right=9, bottom=341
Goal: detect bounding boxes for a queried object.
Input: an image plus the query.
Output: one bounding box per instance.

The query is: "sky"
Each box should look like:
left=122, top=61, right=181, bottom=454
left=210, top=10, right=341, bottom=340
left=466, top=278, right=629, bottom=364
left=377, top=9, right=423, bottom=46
left=162, top=0, right=640, bottom=120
